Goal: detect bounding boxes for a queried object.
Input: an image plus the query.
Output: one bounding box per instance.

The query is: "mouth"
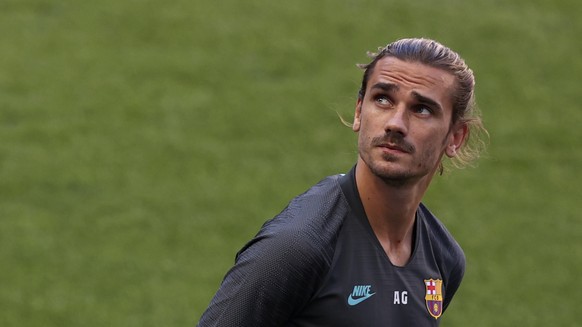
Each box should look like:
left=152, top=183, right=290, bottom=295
left=377, top=143, right=411, bottom=154
left=370, top=134, right=415, bottom=155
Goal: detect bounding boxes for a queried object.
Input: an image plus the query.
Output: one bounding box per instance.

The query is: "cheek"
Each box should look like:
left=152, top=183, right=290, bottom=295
left=356, top=117, right=372, bottom=137
left=418, top=133, right=448, bottom=161
left=357, top=130, right=371, bottom=149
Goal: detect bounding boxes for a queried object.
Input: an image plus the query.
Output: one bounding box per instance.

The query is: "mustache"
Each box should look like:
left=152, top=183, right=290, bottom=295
left=371, top=133, right=415, bottom=154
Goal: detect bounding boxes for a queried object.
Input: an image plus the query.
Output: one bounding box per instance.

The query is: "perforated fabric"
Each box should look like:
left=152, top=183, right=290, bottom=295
left=197, top=167, right=465, bottom=326
left=197, top=174, right=349, bottom=326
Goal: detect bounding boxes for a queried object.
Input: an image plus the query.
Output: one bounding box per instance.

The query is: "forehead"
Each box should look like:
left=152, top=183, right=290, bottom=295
left=368, top=57, right=456, bottom=108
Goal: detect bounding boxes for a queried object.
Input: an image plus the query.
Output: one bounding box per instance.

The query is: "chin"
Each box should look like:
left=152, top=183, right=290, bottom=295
left=367, top=159, right=435, bottom=186
left=369, top=162, right=413, bottom=182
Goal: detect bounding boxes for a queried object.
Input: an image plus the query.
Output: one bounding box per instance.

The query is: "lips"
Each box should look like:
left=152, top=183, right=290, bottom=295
left=374, top=139, right=415, bottom=154
left=370, top=134, right=415, bottom=154
left=379, top=143, right=409, bottom=153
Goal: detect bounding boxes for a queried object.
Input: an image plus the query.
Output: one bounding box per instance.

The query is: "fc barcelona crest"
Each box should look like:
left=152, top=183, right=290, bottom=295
left=424, top=279, right=443, bottom=319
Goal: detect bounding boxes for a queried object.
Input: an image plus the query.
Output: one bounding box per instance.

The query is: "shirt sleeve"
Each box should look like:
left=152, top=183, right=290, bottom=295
left=197, top=223, right=329, bottom=327
left=198, top=176, right=346, bottom=326
left=442, top=251, right=465, bottom=312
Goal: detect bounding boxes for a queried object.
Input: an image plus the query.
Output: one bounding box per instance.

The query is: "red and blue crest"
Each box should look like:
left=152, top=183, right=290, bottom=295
left=424, top=279, right=443, bottom=319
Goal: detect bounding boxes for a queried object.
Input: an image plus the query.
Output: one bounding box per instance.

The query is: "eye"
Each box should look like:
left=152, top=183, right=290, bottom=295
left=414, top=105, right=433, bottom=116
left=374, top=95, right=392, bottom=106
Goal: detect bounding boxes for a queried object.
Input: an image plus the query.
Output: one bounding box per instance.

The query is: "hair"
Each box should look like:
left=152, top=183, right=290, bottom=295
left=355, top=38, right=488, bottom=172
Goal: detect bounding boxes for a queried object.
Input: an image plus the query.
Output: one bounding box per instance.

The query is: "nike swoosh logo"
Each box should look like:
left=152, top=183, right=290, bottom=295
left=347, top=292, right=376, bottom=306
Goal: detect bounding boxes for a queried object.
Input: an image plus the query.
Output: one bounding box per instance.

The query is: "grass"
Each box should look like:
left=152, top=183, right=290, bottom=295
left=0, top=0, right=580, bottom=325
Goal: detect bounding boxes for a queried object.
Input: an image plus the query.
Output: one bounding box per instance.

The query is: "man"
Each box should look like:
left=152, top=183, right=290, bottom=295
left=198, top=38, right=487, bottom=326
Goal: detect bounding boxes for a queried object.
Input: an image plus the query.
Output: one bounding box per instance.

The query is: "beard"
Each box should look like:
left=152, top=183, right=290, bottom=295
left=359, top=132, right=443, bottom=187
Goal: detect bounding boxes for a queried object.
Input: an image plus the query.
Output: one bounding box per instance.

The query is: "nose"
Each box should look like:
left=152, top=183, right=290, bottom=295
left=383, top=105, right=408, bottom=136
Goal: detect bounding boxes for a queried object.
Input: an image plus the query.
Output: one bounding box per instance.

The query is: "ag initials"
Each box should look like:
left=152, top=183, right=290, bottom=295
left=393, top=291, right=408, bottom=305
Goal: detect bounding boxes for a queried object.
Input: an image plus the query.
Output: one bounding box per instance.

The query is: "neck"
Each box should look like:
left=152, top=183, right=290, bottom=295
left=355, top=158, right=436, bottom=266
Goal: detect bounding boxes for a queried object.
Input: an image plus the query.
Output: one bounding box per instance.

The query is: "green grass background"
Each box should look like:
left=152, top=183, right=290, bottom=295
left=1, top=0, right=581, bottom=326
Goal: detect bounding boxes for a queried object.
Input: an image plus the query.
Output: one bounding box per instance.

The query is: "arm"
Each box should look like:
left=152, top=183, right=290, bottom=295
left=197, top=229, right=325, bottom=327
left=443, top=252, right=465, bottom=312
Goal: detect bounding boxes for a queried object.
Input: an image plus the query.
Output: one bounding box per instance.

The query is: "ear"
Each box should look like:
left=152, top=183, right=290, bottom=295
left=353, top=98, right=362, bottom=132
left=445, top=123, right=468, bottom=158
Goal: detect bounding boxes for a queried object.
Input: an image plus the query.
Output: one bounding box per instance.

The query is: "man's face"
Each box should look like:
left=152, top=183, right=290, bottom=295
left=353, top=57, right=467, bottom=185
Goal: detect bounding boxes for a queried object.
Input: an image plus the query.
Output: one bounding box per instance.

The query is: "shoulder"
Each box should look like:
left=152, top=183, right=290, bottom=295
left=418, top=203, right=466, bottom=274
left=418, top=204, right=467, bottom=311
left=238, top=174, right=349, bottom=265
left=198, top=174, right=351, bottom=326
left=228, top=174, right=349, bottom=314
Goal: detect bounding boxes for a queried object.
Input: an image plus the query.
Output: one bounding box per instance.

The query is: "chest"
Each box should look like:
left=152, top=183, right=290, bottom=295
left=290, top=215, right=446, bottom=327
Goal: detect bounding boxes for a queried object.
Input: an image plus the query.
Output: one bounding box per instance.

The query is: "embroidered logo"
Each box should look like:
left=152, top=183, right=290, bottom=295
left=424, top=279, right=444, bottom=319
left=347, top=285, right=375, bottom=306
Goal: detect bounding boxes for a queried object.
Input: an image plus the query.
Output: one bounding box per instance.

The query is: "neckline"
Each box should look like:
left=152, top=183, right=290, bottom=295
left=339, top=166, right=421, bottom=268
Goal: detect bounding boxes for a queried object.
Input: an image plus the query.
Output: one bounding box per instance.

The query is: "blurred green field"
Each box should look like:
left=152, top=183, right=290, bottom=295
left=1, top=0, right=581, bottom=326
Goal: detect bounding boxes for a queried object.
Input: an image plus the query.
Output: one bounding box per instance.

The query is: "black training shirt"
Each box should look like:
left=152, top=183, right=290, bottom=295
left=198, top=167, right=465, bottom=326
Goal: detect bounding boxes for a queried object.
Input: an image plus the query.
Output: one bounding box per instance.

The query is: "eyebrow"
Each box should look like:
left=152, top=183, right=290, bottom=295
left=411, top=91, right=443, bottom=112
left=370, top=82, right=399, bottom=93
